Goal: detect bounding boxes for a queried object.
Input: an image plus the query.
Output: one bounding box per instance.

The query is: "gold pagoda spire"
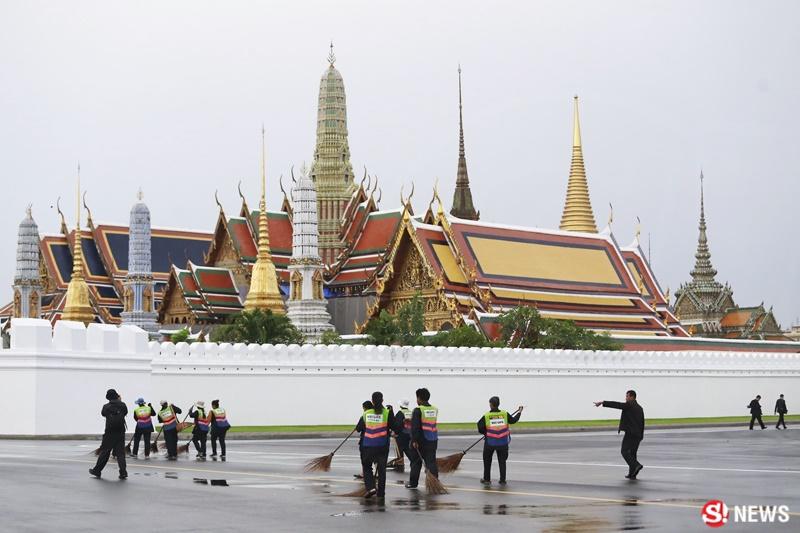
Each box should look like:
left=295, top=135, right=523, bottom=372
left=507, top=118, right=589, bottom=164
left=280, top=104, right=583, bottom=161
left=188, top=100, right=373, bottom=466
left=62, top=164, right=94, bottom=324
left=244, top=126, right=285, bottom=314
left=559, top=96, right=598, bottom=233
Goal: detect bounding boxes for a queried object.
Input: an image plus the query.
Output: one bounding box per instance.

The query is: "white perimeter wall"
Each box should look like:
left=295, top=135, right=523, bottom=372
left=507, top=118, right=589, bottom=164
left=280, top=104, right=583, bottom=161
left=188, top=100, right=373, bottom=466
left=1, top=319, right=799, bottom=435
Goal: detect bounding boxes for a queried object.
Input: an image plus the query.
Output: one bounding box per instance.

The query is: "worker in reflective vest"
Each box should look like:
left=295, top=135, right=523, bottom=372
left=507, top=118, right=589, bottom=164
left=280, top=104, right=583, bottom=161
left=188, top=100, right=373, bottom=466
left=208, top=399, right=230, bottom=459
left=406, top=387, right=439, bottom=489
left=189, top=401, right=209, bottom=459
left=394, top=399, right=413, bottom=465
left=131, top=398, right=155, bottom=458
left=355, top=391, right=397, bottom=498
left=477, top=396, right=523, bottom=485
left=158, top=401, right=183, bottom=460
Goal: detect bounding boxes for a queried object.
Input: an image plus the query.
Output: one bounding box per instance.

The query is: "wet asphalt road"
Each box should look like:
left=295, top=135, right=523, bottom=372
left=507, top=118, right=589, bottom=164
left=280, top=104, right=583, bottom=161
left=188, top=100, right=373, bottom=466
left=0, top=427, right=797, bottom=532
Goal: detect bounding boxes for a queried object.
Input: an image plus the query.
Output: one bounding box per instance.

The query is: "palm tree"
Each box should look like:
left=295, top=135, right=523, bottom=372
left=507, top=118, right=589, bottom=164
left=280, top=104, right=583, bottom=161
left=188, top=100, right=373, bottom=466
left=210, top=309, right=305, bottom=345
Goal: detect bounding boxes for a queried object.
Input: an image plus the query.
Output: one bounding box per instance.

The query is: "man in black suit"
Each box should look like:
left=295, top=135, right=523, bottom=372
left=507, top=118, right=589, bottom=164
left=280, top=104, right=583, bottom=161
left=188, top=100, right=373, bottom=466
left=748, top=395, right=766, bottom=430
left=774, top=394, right=788, bottom=430
left=594, top=390, right=645, bottom=479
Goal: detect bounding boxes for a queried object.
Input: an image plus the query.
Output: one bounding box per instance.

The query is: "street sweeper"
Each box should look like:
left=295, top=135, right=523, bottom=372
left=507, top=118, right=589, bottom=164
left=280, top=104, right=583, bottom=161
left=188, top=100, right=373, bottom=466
left=477, top=397, right=523, bottom=485
left=131, top=398, right=155, bottom=458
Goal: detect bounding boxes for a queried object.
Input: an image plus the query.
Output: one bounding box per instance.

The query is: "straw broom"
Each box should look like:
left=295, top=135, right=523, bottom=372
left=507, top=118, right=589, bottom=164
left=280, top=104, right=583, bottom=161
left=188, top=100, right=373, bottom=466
left=436, top=435, right=483, bottom=473
left=437, top=407, right=522, bottom=474
left=152, top=405, right=192, bottom=453
left=386, top=435, right=404, bottom=472
left=339, top=464, right=379, bottom=497
left=304, top=427, right=357, bottom=472
left=163, top=409, right=194, bottom=455
left=417, top=448, right=448, bottom=495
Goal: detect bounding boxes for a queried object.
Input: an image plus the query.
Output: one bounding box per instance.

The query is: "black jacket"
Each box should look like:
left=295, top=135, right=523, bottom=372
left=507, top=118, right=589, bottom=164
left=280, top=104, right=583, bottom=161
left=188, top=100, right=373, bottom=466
left=748, top=399, right=762, bottom=416
left=775, top=398, right=787, bottom=415
left=101, top=399, right=128, bottom=433
left=603, top=400, right=644, bottom=439
left=477, top=409, right=521, bottom=435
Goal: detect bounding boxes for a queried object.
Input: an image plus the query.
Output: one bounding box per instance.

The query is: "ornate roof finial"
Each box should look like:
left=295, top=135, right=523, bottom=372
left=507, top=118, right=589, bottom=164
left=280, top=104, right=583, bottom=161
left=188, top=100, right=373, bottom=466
left=450, top=64, right=479, bottom=220
left=26, top=203, right=32, bottom=218
left=56, top=196, right=68, bottom=235
left=608, top=202, right=614, bottom=227
left=82, top=191, right=94, bottom=227
left=559, top=95, right=598, bottom=233
left=635, top=216, right=642, bottom=245
left=327, top=41, right=336, bottom=66
left=137, top=187, right=144, bottom=201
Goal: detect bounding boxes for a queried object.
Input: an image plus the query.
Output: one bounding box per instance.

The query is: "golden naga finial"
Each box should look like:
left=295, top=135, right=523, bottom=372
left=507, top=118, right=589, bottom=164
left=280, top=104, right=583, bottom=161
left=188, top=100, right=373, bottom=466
left=635, top=216, right=642, bottom=244
left=607, top=202, right=613, bottom=227
left=664, top=286, right=671, bottom=302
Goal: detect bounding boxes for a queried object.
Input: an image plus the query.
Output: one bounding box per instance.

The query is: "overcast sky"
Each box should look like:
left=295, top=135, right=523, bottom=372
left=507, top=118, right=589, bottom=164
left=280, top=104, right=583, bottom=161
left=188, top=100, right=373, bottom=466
left=1, top=1, right=798, bottom=327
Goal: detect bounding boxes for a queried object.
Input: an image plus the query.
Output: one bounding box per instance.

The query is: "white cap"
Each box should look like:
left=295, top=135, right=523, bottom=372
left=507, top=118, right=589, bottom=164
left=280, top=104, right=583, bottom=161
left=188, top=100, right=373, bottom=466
left=196, top=401, right=205, bottom=408
left=400, top=399, right=409, bottom=408
left=160, top=400, right=167, bottom=405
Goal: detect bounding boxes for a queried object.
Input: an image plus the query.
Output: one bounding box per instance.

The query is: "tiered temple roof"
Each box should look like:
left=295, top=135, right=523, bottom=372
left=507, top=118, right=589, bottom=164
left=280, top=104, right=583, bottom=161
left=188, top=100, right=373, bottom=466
left=364, top=194, right=687, bottom=338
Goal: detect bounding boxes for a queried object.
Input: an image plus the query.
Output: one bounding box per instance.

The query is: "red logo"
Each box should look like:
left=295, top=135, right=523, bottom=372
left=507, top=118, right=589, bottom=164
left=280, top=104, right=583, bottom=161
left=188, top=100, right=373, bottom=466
left=702, top=500, right=729, bottom=528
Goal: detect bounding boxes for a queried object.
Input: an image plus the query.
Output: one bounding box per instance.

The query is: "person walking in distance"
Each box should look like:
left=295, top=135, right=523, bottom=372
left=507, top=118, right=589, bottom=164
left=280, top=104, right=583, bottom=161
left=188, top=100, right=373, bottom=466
left=158, top=400, right=182, bottom=460
left=355, top=392, right=396, bottom=498
left=774, top=394, right=788, bottom=430
left=89, top=389, right=128, bottom=480
left=748, top=395, right=766, bottom=430
left=406, top=388, right=439, bottom=489
left=209, top=399, right=230, bottom=459
left=189, top=401, right=209, bottom=458
left=477, top=397, right=523, bottom=485
left=594, top=390, right=645, bottom=479
left=131, top=397, right=155, bottom=458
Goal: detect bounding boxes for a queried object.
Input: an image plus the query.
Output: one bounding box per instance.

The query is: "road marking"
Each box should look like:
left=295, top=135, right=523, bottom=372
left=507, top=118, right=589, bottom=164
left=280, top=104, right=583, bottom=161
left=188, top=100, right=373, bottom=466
left=14, top=454, right=800, bottom=517
left=461, top=458, right=800, bottom=474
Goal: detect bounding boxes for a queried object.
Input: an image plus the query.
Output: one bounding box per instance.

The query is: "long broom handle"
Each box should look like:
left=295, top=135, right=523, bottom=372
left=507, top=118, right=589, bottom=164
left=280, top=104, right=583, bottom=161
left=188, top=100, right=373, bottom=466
left=331, top=427, right=358, bottom=455
left=465, top=408, right=522, bottom=453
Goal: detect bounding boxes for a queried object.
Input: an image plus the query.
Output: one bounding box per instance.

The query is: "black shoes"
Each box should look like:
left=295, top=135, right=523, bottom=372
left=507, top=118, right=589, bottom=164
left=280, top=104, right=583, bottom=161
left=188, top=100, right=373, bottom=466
left=499, top=480, right=507, bottom=485
left=634, top=464, right=644, bottom=477
left=119, top=473, right=128, bottom=480
left=89, top=468, right=101, bottom=479
left=365, top=488, right=377, bottom=498
left=480, top=479, right=491, bottom=485
left=404, top=483, right=418, bottom=489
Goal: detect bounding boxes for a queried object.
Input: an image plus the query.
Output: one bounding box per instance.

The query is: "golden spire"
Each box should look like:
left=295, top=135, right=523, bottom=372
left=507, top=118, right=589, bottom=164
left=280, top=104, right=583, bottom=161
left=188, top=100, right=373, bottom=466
left=62, top=164, right=94, bottom=324
left=559, top=95, right=598, bottom=233
left=244, top=126, right=285, bottom=314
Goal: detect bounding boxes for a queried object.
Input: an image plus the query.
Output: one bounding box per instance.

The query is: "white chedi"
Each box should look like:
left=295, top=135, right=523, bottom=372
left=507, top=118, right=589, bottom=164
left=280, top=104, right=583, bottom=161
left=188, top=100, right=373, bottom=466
left=286, top=165, right=334, bottom=343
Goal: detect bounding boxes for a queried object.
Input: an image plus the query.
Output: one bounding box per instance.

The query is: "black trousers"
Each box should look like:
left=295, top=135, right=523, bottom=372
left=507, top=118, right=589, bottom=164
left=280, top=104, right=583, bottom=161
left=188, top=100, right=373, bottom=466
left=397, top=433, right=412, bottom=462
left=621, top=433, right=642, bottom=476
left=132, top=427, right=152, bottom=456
left=361, top=446, right=389, bottom=496
left=93, top=431, right=127, bottom=475
left=483, top=445, right=509, bottom=482
left=192, top=431, right=208, bottom=455
left=750, top=414, right=766, bottom=429
left=408, top=440, right=438, bottom=487
left=776, top=413, right=787, bottom=428
left=164, top=428, right=179, bottom=457
left=211, top=428, right=228, bottom=456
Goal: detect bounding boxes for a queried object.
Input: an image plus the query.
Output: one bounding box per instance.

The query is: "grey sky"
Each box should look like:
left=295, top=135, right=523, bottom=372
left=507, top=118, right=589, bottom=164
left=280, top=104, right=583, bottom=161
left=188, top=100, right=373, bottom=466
left=1, top=1, right=798, bottom=327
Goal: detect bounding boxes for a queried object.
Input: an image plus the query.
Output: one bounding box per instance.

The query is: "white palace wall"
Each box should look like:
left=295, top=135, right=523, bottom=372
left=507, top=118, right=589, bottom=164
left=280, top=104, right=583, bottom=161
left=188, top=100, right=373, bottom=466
left=1, top=319, right=799, bottom=435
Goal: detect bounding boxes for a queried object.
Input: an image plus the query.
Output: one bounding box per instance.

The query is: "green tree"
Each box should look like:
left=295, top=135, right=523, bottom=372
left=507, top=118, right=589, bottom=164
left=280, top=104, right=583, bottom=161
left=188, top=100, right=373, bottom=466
left=319, top=330, right=343, bottom=345
left=363, top=309, right=401, bottom=345
left=210, top=309, right=305, bottom=345
left=427, top=325, right=498, bottom=348
left=170, top=328, right=191, bottom=343
left=498, top=306, right=622, bottom=351
left=395, top=294, right=426, bottom=346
